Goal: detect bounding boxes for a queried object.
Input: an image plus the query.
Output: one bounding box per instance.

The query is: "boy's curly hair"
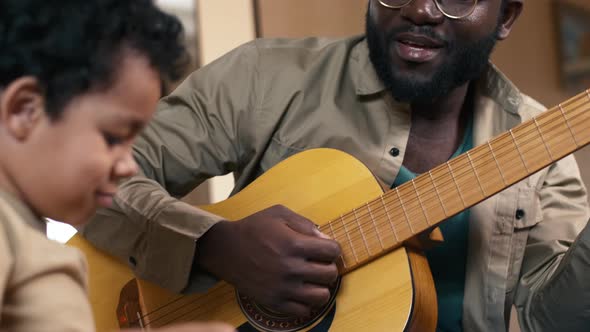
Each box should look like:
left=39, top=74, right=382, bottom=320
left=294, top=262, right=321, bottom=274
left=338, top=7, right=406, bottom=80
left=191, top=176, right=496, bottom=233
left=0, top=0, right=189, bottom=117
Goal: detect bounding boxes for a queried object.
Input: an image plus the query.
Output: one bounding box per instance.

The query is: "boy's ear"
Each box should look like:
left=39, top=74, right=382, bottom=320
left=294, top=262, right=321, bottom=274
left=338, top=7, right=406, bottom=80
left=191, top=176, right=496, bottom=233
left=0, top=77, right=45, bottom=141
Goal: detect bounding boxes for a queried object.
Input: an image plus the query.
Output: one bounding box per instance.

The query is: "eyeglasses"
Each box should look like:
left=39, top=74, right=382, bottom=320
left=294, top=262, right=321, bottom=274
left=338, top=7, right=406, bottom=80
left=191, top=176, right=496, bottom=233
left=378, top=0, right=478, bottom=20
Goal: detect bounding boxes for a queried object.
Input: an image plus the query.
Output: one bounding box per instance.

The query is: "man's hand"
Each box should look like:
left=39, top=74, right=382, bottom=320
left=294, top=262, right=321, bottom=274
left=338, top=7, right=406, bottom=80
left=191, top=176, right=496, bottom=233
left=197, top=205, right=341, bottom=317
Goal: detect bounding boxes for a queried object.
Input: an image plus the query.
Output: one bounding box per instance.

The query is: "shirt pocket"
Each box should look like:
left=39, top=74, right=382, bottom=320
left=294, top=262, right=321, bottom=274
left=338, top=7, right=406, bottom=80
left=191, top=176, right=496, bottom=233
left=512, top=185, right=542, bottom=230
left=515, top=170, right=544, bottom=229
left=505, top=178, right=543, bottom=294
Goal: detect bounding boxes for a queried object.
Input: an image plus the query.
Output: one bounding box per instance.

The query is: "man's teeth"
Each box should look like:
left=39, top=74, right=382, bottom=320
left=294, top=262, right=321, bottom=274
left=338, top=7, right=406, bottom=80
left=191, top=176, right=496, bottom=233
left=401, top=40, right=427, bottom=47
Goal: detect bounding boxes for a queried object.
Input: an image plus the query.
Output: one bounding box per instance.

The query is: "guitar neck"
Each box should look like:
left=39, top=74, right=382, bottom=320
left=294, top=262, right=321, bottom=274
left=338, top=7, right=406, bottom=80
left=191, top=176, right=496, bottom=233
left=321, top=89, right=590, bottom=275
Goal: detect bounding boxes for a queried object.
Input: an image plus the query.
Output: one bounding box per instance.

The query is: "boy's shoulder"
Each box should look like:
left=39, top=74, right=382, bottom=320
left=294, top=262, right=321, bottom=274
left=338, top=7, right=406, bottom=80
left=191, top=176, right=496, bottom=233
left=0, top=191, right=44, bottom=253
left=0, top=190, right=87, bottom=274
left=0, top=191, right=94, bottom=331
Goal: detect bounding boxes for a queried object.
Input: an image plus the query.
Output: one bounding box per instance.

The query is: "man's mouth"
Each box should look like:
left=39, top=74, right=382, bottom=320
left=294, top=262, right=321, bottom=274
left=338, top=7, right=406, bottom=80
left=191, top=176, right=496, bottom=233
left=393, top=32, right=445, bottom=63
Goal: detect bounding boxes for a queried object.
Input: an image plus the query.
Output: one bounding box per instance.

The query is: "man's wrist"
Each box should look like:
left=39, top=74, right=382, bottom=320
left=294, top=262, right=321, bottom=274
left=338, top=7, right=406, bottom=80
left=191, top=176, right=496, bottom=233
left=194, top=220, right=235, bottom=278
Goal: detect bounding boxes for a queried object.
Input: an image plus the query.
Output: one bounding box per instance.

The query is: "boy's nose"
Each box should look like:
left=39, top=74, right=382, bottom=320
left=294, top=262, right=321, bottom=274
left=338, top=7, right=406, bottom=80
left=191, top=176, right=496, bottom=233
left=113, top=152, right=139, bottom=180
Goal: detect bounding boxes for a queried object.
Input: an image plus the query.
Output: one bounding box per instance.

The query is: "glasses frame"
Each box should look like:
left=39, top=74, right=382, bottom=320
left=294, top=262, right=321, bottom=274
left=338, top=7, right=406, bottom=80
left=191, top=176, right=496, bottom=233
left=377, top=0, right=478, bottom=20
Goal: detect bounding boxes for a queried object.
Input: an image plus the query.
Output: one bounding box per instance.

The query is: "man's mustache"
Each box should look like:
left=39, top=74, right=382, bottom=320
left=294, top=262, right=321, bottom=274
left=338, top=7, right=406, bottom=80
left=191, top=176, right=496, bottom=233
left=386, top=25, right=449, bottom=47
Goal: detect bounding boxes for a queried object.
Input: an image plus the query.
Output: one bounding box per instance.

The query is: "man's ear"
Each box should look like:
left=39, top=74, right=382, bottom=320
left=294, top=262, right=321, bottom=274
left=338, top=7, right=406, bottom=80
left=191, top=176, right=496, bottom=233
left=497, top=0, right=524, bottom=40
left=0, top=77, right=45, bottom=141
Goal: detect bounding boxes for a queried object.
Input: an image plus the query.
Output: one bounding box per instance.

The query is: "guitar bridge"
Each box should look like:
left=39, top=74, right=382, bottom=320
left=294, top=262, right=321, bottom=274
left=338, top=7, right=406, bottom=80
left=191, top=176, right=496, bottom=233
left=117, top=278, right=145, bottom=328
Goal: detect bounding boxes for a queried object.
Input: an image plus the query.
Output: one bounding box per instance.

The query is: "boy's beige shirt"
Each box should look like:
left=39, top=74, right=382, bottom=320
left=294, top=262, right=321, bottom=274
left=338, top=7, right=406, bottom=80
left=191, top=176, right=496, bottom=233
left=0, top=191, right=94, bottom=331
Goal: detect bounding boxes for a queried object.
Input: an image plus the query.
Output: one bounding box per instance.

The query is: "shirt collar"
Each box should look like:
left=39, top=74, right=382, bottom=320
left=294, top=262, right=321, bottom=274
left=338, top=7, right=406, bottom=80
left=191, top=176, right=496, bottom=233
left=0, top=190, right=47, bottom=234
left=474, top=63, right=522, bottom=115
left=350, top=38, right=387, bottom=96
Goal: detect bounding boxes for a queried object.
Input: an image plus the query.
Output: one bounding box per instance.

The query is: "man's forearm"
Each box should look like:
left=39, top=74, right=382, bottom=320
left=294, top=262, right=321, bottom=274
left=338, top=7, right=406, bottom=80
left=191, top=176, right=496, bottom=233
left=81, top=175, right=224, bottom=293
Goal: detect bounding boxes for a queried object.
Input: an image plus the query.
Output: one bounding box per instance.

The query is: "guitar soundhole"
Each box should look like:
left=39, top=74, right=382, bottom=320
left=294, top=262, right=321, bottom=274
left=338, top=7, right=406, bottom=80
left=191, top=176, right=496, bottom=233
left=237, top=277, right=341, bottom=332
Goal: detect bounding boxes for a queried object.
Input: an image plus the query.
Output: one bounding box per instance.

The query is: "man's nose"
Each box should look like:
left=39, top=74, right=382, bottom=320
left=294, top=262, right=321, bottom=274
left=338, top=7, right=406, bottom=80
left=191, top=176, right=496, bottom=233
left=400, top=0, right=445, bottom=25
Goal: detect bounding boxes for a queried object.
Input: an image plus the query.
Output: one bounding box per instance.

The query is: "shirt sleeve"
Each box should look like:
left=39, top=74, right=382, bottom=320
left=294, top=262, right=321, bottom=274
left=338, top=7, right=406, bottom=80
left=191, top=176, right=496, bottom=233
left=514, top=154, right=590, bottom=331
left=1, top=212, right=94, bottom=332
left=80, top=40, right=261, bottom=293
left=11, top=246, right=95, bottom=332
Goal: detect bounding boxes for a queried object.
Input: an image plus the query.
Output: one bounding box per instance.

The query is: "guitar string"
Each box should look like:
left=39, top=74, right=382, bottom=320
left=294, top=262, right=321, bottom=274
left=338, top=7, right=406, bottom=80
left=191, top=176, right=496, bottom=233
left=336, top=116, right=590, bottom=246
left=144, top=286, right=236, bottom=327
left=327, top=92, right=590, bottom=235
left=134, top=91, right=590, bottom=326
left=317, top=92, right=590, bottom=249
left=321, top=91, right=590, bottom=239
left=133, top=291, right=204, bottom=326
left=325, top=112, right=590, bottom=262
left=328, top=111, right=586, bottom=252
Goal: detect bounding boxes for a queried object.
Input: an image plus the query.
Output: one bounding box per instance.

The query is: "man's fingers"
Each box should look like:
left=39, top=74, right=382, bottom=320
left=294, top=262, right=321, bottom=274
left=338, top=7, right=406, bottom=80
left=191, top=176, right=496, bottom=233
left=292, top=261, right=339, bottom=286
left=288, top=283, right=332, bottom=308
left=292, top=236, right=341, bottom=263
left=270, top=205, right=333, bottom=241
left=279, top=208, right=319, bottom=237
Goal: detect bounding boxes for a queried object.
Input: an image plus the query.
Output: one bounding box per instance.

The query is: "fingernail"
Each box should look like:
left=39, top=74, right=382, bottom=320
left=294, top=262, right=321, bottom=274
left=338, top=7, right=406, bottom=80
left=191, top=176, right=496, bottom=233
left=315, top=228, right=331, bottom=239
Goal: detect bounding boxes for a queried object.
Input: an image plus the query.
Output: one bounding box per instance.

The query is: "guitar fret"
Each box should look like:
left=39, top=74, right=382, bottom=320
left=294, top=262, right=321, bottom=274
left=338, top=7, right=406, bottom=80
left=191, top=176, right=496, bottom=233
left=380, top=196, right=398, bottom=242
left=559, top=103, right=580, bottom=148
left=324, top=222, right=335, bottom=239
left=353, top=208, right=371, bottom=256
left=328, top=221, right=347, bottom=269
left=366, top=202, right=384, bottom=250
left=533, top=117, right=554, bottom=161
left=488, top=141, right=507, bottom=186
left=136, top=312, right=145, bottom=329
left=410, top=179, right=430, bottom=226
left=339, top=215, right=359, bottom=263
left=509, top=129, right=530, bottom=172
left=466, top=151, right=486, bottom=196
left=428, top=170, right=448, bottom=217
left=395, top=189, right=414, bottom=234
left=447, top=162, right=466, bottom=207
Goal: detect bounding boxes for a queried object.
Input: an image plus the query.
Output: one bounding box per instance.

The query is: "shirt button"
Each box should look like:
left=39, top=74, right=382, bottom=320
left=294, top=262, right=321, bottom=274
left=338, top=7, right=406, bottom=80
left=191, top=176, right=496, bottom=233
left=389, top=147, right=400, bottom=157
left=515, top=209, right=525, bottom=220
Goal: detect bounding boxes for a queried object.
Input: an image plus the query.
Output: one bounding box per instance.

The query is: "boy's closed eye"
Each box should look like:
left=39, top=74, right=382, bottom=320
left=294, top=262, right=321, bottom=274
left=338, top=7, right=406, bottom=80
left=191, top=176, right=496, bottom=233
left=102, top=132, right=126, bottom=147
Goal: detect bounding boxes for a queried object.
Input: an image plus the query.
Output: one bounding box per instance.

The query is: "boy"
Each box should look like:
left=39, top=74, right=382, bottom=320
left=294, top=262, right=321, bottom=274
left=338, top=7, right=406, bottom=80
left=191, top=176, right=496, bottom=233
left=0, top=0, right=233, bottom=331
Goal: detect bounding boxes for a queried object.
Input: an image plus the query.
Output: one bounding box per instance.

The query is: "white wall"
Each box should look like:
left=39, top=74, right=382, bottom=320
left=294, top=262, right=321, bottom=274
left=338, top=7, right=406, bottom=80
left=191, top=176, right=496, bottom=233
left=194, top=0, right=256, bottom=202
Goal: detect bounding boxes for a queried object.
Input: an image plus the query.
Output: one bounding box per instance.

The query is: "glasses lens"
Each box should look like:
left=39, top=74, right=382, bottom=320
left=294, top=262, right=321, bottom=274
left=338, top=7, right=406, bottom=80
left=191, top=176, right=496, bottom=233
left=379, top=0, right=413, bottom=8
left=436, top=0, right=477, bottom=18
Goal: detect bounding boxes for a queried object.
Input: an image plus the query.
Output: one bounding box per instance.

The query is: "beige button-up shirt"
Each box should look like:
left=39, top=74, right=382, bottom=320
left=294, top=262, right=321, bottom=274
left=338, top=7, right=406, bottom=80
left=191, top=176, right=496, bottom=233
left=82, top=36, right=590, bottom=331
left=0, top=191, right=94, bottom=331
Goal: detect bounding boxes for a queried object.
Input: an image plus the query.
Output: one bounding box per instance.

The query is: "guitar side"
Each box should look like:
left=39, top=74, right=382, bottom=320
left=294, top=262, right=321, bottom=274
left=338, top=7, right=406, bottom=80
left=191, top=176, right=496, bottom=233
left=69, top=148, right=437, bottom=331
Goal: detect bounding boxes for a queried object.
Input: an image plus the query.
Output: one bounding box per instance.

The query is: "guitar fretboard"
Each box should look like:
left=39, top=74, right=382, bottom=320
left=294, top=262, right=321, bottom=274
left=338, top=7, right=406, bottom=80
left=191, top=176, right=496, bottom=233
left=320, top=89, right=590, bottom=274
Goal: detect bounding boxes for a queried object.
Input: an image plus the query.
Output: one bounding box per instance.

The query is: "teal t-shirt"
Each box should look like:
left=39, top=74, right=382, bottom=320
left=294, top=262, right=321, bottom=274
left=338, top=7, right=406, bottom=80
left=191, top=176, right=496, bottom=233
left=392, top=118, right=473, bottom=332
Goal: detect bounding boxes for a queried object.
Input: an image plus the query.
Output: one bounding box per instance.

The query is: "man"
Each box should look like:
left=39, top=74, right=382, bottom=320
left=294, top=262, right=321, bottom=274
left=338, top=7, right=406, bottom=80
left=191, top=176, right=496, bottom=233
left=0, top=0, right=233, bottom=331
left=82, top=0, right=590, bottom=331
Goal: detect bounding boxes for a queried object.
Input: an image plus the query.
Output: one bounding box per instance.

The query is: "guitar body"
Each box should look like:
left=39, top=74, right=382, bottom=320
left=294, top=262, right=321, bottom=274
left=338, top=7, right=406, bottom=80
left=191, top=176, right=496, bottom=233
left=69, top=148, right=437, bottom=331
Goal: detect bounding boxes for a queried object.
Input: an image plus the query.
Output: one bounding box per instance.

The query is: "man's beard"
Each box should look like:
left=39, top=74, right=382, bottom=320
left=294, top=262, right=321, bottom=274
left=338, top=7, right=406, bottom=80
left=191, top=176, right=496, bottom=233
left=365, top=10, right=500, bottom=103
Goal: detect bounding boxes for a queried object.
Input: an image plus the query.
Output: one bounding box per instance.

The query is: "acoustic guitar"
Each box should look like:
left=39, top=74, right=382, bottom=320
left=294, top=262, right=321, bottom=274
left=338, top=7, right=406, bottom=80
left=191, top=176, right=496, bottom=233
left=68, top=89, right=590, bottom=331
